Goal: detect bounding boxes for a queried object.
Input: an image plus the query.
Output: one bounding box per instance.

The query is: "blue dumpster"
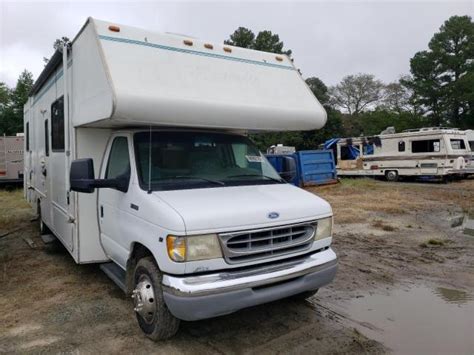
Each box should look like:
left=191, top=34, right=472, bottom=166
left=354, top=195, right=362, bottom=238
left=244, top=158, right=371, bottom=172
left=265, top=150, right=337, bottom=187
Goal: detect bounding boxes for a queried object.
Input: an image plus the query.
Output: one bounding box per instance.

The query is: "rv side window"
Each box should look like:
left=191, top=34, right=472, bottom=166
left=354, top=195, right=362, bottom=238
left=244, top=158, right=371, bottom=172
left=469, top=141, right=474, bottom=151
left=51, top=97, right=65, bottom=152
left=26, top=122, right=29, bottom=151
left=44, top=119, right=49, bottom=156
left=411, top=139, right=440, bottom=153
left=398, top=141, right=405, bottom=152
left=450, top=139, right=466, bottom=150
left=106, top=137, right=131, bottom=184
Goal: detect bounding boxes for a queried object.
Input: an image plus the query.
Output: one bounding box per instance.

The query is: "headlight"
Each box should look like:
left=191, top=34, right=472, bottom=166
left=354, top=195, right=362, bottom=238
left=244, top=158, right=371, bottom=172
left=166, top=234, right=222, bottom=262
left=314, top=217, right=333, bottom=240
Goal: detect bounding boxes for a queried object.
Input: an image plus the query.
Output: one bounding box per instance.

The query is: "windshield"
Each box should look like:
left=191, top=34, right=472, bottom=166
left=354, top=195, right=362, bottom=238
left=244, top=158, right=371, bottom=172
left=134, top=131, right=283, bottom=191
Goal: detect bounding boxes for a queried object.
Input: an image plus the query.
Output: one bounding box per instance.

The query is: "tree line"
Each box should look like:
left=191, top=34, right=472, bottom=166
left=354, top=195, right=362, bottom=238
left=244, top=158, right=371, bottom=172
left=1, top=15, right=472, bottom=152
left=227, top=15, right=473, bottom=150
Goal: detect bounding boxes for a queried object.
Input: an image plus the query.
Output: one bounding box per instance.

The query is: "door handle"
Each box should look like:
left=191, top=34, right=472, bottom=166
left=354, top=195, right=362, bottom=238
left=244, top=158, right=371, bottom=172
left=100, top=205, right=104, bottom=218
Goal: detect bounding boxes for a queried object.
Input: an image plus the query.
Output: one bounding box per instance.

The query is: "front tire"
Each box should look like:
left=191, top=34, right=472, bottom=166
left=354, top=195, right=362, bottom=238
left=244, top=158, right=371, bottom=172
left=385, top=170, right=399, bottom=182
left=132, top=256, right=180, bottom=341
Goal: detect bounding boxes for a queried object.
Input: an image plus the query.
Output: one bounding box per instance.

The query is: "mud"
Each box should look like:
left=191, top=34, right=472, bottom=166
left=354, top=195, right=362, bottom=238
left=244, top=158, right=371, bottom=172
left=1, top=178, right=473, bottom=353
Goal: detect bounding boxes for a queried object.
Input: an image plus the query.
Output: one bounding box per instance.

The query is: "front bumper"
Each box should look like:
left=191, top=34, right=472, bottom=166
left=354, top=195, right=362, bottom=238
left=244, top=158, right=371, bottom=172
left=162, top=248, right=337, bottom=321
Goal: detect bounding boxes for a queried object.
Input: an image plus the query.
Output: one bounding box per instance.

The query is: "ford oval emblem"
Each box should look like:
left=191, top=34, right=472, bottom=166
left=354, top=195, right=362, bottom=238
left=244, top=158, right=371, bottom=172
left=268, top=212, right=280, bottom=219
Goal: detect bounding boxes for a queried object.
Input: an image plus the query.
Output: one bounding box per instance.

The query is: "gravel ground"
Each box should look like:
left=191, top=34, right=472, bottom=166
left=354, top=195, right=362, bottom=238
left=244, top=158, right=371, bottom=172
left=1, top=178, right=473, bottom=354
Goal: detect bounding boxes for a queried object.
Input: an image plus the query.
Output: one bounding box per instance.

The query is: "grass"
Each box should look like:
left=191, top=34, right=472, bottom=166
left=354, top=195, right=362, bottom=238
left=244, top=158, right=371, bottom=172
left=308, top=178, right=474, bottom=227
left=0, top=189, right=32, bottom=234
left=372, top=220, right=397, bottom=231
left=420, top=238, right=445, bottom=248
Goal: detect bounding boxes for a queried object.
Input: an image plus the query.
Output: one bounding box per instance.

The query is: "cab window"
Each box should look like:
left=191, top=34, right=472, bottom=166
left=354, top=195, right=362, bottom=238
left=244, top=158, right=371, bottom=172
left=106, top=137, right=131, bottom=188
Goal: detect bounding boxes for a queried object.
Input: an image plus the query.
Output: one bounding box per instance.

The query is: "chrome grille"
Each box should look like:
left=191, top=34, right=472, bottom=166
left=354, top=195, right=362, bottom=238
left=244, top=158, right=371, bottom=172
left=219, top=221, right=316, bottom=264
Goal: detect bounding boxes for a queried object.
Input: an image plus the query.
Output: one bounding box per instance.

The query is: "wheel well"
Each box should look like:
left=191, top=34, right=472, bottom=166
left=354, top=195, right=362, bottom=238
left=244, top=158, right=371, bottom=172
left=126, top=243, right=154, bottom=295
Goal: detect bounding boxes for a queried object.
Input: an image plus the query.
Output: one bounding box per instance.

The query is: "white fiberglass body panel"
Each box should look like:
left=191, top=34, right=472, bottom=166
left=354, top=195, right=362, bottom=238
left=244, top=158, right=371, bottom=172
left=154, top=184, right=332, bottom=233
left=71, top=18, right=326, bottom=131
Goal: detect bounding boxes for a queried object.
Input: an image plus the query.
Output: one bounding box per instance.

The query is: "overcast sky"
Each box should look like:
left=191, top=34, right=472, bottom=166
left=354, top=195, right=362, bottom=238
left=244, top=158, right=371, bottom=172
left=0, top=0, right=472, bottom=88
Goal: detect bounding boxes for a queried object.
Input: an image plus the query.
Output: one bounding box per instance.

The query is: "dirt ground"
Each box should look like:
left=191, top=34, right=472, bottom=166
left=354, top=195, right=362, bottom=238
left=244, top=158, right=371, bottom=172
left=1, top=178, right=473, bottom=354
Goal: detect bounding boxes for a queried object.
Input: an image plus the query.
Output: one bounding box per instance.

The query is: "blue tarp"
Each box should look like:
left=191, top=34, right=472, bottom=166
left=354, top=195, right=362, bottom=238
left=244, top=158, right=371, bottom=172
left=324, top=138, right=374, bottom=160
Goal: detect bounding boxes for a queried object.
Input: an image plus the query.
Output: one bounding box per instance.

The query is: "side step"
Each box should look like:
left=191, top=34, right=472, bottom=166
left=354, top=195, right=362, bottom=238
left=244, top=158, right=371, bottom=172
left=100, top=262, right=127, bottom=293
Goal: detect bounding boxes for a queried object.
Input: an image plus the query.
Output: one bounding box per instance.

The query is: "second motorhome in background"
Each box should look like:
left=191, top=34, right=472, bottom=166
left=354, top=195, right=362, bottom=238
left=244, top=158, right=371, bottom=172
left=24, top=18, right=337, bottom=340
left=326, top=127, right=472, bottom=181
left=0, top=134, right=24, bottom=185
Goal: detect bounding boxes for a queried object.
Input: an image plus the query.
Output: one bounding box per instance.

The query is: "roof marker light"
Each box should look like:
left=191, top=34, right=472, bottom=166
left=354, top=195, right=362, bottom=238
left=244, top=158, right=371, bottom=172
left=108, top=25, right=120, bottom=32
left=183, top=39, right=193, bottom=46
left=204, top=43, right=214, bottom=50
left=223, top=46, right=232, bottom=53
left=275, top=56, right=283, bottom=62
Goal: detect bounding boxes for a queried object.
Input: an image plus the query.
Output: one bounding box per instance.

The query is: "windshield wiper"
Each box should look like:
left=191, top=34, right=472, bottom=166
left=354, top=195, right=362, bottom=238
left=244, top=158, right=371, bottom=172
left=226, top=174, right=285, bottom=183
left=161, top=176, right=226, bottom=186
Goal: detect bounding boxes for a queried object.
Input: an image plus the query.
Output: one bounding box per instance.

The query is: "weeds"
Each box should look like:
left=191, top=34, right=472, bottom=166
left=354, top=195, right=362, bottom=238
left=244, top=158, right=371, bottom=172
left=419, top=238, right=445, bottom=248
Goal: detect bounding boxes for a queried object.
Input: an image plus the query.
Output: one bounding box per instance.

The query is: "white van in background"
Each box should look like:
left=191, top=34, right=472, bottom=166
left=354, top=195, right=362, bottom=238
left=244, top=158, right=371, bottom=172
left=24, top=18, right=337, bottom=340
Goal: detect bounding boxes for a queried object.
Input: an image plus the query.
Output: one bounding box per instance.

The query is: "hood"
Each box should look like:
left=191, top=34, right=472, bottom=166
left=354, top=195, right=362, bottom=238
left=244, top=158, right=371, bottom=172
left=154, top=184, right=332, bottom=233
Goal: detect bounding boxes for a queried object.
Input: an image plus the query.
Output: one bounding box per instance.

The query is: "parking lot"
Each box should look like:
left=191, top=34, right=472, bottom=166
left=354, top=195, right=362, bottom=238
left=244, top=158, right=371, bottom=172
left=1, top=178, right=473, bottom=354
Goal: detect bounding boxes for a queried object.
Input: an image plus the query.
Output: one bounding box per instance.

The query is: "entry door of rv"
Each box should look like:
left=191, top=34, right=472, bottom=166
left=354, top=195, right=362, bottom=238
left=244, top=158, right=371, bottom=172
left=39, top=117, right=52, bottom=226
left=97, top=136, right=132, bottom=268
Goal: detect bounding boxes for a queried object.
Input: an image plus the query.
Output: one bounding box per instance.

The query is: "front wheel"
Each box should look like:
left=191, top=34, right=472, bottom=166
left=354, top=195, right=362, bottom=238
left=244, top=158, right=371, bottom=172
left=132, top=256, right=180, bottom=341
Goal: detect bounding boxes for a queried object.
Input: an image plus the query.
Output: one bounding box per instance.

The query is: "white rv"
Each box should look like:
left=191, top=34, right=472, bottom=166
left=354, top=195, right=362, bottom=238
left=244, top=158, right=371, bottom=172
left=24, top=18, right=337, bottom=340
left=328, top=127, right=472, bottom=181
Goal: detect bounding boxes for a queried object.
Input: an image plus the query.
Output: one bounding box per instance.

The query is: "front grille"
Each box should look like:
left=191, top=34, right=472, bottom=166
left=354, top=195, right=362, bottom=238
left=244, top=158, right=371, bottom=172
left=219, top=221, right=316, bottom=264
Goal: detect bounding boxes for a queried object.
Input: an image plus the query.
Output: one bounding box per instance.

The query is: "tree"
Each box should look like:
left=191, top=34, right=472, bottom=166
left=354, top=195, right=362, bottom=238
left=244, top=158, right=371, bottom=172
left=0, top=70, right=34, bottom=135
left=224, top=27, right=255, bottom=48
left=381, top=81, right=412, bottom=114
left=406, top=15, right=474, bottom=128
left=224, top=28, right=292, bottom=55
left=329, top=74, right=384, bottom=115
left=43, top=37, right=71, bottom=65
left=305, top=77, right=330, bottom=106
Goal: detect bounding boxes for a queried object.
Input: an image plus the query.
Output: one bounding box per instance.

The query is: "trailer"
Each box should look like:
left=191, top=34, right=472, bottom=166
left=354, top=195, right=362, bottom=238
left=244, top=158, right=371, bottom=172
left=24, top=18, right=337, bottom=340
left=0, top=135, right=24, bottom=185
left=325, top=127, right=472, bottom=181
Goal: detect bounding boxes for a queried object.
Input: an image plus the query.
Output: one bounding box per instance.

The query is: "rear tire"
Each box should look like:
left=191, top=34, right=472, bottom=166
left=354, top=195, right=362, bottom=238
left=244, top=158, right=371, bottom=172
left=385, top=170, right=399, bottom=182
left=290, top=289, right=319, bottom=300
left=132, top=256, right=180, bottom=341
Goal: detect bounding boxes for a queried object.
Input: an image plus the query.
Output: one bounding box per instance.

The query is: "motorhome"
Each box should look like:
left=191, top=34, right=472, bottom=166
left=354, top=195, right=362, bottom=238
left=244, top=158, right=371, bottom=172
left=325, top=127, right=472, bottom=181
left=0, top=134, right=24, bottom=184
left=24, top=18, right=337, bottom=340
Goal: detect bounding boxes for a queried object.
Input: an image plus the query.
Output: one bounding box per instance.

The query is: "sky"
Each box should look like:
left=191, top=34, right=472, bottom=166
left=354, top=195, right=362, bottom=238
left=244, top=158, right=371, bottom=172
left=0, top=0, right=472, bottom=88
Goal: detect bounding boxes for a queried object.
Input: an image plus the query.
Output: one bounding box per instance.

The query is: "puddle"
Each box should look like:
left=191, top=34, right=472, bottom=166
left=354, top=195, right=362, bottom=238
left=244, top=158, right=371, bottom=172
left=335, top=286, right=474, bottom=354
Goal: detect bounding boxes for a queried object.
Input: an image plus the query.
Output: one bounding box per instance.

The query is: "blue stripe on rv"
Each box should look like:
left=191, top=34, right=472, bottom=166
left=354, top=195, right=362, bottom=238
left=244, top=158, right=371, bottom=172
left=98, top=35, right=295, bottom=71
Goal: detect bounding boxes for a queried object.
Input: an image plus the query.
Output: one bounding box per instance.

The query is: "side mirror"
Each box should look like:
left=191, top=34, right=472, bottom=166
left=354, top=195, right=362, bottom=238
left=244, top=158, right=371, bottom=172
left=70, top=158, right=129, bottom=193
left=70, top=159, right=96, bottom=193
left=280, top=156, right=297, bottom=182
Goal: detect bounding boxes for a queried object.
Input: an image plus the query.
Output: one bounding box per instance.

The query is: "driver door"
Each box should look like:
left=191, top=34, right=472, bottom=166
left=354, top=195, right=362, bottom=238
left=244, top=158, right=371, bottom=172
left=98, top=136, right=132, bottom=268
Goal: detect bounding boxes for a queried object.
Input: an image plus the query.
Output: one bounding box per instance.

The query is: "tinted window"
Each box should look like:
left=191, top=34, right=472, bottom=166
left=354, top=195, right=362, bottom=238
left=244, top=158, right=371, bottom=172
left=450, top=139, right=466, bottom=150
left=106, top=137, right=131, bottom=183
left=44, top=119, right=49, bottom=156
left=398, top=141, right=405, bottom=152
left=134, top=131, right=281, bottom=191
left=469, top=141, right=474, bottom=151
left=411, top=139, right=440, bottom=153
left=51, top=97, right=64, bottom=152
